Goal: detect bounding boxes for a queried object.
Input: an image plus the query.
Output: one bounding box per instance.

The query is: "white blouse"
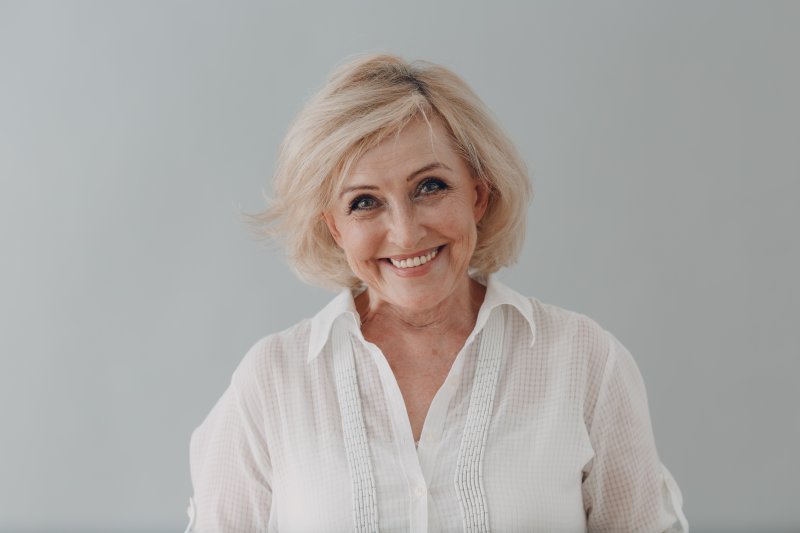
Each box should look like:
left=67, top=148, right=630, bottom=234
left=186, top=277, right=688, bottom=532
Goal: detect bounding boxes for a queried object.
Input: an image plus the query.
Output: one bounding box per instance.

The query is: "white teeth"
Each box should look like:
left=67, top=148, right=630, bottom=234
left=389, top=248, right=438, bottom=269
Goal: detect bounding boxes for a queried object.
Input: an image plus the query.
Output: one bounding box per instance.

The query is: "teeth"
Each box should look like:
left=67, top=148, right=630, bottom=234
left=390, top=248, right=438, bottom=269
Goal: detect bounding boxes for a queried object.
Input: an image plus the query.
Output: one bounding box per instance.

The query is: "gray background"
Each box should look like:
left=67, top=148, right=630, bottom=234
left=1, top=1, right=798, bottom=531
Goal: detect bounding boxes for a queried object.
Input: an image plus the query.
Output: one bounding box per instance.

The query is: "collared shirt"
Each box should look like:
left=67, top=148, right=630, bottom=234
left=186, top=277, right=688, bottom=532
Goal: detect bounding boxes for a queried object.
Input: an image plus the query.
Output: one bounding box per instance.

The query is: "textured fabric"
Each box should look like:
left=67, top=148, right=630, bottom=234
left=454, top=310, right=504, bottom=533
left=186, top=276, right=688, bottom=532
left=331, top=321, right=379, bottom=532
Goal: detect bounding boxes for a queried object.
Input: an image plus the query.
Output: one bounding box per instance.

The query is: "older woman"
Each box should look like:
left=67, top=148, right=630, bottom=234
left=186, top=55, right=688, bottom=532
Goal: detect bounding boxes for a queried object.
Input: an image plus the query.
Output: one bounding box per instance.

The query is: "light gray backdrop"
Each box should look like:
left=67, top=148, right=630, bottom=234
left=1, top=1, right=798, bottom=532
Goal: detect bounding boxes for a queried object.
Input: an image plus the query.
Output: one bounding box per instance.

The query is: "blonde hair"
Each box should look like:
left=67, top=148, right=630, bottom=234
left=249, top=54, right=532, bottom=289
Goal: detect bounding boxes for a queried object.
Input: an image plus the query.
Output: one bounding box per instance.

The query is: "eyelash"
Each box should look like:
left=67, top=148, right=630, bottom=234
left=418, top=178, right=448, bottom=195
left=347, top=178, right=449, bottom=214
left=348, top=195, right=379, bottom=213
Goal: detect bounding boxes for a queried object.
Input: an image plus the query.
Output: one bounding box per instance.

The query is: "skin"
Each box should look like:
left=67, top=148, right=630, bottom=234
left=322, top=116, right=490, bottom=441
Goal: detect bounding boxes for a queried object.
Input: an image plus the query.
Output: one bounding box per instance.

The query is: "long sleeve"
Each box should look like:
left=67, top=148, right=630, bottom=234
left=187, top=357, right=273, bottom=532
left=582, top=332, right=688, bottom=532
left=183, top=281, right=689, bottom=531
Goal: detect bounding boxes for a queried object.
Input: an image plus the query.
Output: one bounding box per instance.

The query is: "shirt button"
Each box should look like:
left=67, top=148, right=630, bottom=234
left=414, top=485, right=427, bottom=498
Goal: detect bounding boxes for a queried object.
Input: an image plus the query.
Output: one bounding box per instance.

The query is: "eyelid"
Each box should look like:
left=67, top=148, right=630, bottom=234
left=416, top=177, right=448, bottom=193
left=346, top=178, right=446, bottom=213
left=348, top=193, right=380, bottom=213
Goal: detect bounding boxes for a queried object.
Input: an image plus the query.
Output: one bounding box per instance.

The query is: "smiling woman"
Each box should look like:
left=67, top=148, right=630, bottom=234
left=323, top=116, right=488, bottom=316
left=185, top=55, right=688, bottom=532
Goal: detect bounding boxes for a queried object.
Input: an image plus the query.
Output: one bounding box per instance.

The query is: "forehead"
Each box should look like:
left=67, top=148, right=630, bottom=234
left=345, top=117, right=459, bottom=183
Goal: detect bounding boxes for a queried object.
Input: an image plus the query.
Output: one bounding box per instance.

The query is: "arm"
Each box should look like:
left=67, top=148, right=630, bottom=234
left=582, top=332, right=688, bottom=532
left=187, top=364, right=273, bottom=532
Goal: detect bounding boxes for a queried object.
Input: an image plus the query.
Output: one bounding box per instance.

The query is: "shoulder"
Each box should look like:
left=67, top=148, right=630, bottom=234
left=524, top=296, right=652, bottom=428
left=191, top=318, right=315, bottom=443
left=524, top=296, right=620, bottom=405
left=230, top=318, right=314, bottom=391
left=486, top=276, right=614, bottom=374
left=528, top=297, right=612, bottom=363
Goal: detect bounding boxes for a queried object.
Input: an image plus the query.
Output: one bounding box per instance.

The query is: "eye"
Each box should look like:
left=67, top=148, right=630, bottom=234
left=348, top=195, right=379, bottom=213
left=417, top=178, right=448, bottom=195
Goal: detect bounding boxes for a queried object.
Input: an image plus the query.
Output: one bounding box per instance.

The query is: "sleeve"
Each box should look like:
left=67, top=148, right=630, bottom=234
left=582, top=331, right=689, bottom=533
left=186, top=356, right=273, bottom=532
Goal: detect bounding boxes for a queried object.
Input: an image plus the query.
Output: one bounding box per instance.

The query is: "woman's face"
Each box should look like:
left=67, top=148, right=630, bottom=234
left=323, top=116, right=489, bottom=312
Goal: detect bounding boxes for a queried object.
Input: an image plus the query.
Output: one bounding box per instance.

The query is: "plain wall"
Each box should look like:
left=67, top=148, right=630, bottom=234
left=1, top=1, right=798, bottom=531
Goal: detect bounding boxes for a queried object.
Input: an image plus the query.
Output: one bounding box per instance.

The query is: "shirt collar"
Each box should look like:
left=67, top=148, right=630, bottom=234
left=306, top=275, right=536, bottom=363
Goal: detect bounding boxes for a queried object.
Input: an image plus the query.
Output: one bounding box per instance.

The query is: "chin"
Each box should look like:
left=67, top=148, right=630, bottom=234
left=388, top=285, right=450, bottom=309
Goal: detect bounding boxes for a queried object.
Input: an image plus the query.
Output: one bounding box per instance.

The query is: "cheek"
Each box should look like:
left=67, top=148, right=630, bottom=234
left=433, top=203, right=479, bottom=242
left=339, top=223, right=381, bottom=261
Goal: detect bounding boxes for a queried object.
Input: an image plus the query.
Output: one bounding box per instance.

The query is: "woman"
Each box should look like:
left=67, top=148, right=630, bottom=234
left=186, top=54, right=688, bottom=532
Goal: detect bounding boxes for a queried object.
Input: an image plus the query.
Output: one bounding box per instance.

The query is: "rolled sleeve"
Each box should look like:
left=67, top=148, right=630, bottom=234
left=582, top=332, right=688, bottom=532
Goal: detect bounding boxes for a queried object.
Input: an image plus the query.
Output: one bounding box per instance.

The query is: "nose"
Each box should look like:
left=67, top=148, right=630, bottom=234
left=387, top=202, right=426, bottom=250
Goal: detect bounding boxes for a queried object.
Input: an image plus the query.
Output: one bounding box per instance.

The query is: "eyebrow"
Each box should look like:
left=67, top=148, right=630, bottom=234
left=338, top=162, right=452, bottom=198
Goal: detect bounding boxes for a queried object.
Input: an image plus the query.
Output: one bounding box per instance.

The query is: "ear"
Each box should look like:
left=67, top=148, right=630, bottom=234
left=472, top=179, right=490, bottom=223
left=322, top=211, right=343, bottom=247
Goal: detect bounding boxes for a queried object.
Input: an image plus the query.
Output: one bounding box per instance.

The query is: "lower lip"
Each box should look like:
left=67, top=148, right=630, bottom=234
left=385, top=246, right=443, bottom=278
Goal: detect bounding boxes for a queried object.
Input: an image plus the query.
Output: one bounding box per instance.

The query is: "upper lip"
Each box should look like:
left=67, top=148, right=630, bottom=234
left=385, top=246, right=440, bottom=261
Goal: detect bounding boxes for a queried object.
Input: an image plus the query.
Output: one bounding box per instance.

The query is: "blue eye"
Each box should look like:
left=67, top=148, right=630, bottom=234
left=349, top=195, right=378, bottom=213
left=418, top=178, right=448, bottom=195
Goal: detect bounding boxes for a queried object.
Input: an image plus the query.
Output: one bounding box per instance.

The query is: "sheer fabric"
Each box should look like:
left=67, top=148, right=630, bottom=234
left=186, top=277, right=687, bottom=532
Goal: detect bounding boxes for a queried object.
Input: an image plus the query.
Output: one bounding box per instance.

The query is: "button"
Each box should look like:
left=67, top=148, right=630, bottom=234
left=414, top=485, right=427, bottom=498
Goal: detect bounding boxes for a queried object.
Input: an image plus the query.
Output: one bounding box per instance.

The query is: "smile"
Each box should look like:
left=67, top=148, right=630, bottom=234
left=387, top=247, right=440, bottom=269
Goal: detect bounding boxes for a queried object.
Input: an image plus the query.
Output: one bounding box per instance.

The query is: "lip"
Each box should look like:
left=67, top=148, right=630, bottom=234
left=385, top=246, right=441, bottom=261
left=383, top=245, right=444, bottom=276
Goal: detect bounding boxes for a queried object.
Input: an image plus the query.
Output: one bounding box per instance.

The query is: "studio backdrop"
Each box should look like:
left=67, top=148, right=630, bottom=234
left=0, top=1, right=798, bottom=531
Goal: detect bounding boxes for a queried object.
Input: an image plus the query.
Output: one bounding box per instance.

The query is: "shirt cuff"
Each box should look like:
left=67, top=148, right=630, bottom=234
left=662, top=465, right=689, bottom=532
left=183, top=496, right=196, bottom=533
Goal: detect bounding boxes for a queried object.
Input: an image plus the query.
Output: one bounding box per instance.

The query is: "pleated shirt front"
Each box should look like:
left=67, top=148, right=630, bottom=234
left=187, top=277, right=688, bottom=532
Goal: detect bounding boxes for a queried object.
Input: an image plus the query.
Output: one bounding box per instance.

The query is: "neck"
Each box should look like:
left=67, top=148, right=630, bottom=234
left=356, top=276, right=486, bottom=336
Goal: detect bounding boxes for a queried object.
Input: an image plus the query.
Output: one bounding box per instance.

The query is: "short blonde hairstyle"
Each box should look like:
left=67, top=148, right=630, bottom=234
left=250, top=54, right=532, bottom=289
